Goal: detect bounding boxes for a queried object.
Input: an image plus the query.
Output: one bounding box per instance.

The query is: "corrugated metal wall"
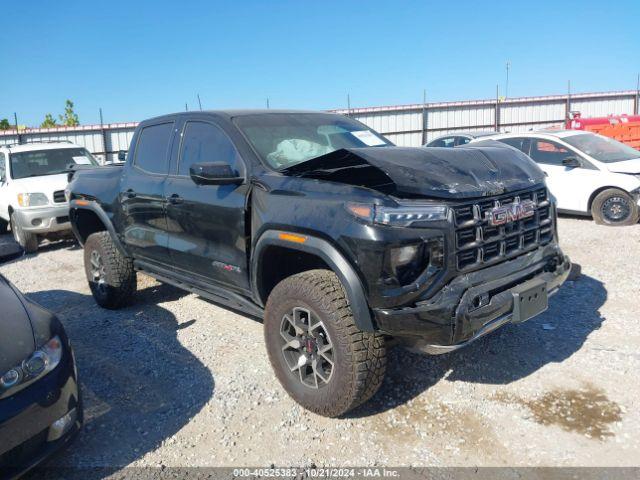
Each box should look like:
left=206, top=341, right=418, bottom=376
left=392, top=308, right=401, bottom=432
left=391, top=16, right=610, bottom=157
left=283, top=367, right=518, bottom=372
left=1, top=90, right=638, bottom=158
left=0, top=123, right=137, bottom=163
left=334, top=90, right=640, bottom=146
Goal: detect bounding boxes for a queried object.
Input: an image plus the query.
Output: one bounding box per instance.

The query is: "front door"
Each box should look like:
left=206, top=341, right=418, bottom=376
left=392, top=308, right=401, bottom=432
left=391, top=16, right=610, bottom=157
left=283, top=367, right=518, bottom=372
left=527, top=139, right=600, bottom=212
left=164, top=120, right=250, bottom=292
left=117, top=121, right=175, bottom=264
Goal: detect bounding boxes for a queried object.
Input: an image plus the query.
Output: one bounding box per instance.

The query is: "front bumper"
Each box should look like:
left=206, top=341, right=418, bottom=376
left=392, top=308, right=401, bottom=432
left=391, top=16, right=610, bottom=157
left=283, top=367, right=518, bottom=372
left=374, top=245, right=570, bottom=351
left=0, top=342, right=82, bottom=479
left=12, top=205, right=71, bottom=234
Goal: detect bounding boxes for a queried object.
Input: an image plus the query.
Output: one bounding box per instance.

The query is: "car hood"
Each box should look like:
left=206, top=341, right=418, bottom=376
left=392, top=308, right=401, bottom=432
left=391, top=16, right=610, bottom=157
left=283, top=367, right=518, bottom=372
left=9, top=173, right=69, bottom=194
left=281, top=144, right=545, bottom=199
left=605, top=158, right=640, bottom=174
left=0, top=276, right=36, bottom=373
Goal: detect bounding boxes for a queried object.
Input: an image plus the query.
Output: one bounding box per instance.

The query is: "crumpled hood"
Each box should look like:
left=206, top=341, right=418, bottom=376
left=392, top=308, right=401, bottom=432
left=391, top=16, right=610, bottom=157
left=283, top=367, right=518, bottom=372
left=282, top=143, right=545, bottom=199
left=0, top=276, right=36, bottom=373
left=605, top=158, right=640, bottom=175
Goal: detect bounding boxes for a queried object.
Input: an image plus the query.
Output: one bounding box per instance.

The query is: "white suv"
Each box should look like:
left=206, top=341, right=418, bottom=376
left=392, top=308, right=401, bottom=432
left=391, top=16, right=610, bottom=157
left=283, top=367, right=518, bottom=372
left=475, top=131, right=640, bottom=226
left=0, top=142, right=99, bottom=252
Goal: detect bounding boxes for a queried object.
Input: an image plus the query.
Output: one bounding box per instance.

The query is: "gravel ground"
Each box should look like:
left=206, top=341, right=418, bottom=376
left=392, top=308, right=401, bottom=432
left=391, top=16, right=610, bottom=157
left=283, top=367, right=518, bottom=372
left=1, top=217, right=639, bottom=470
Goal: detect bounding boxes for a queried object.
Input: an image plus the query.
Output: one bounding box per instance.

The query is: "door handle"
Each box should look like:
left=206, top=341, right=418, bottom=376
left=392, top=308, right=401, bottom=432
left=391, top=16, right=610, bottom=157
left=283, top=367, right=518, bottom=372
left=125, top=189, right=136, bottom=199
left=167, top=194, right=183, bottom=205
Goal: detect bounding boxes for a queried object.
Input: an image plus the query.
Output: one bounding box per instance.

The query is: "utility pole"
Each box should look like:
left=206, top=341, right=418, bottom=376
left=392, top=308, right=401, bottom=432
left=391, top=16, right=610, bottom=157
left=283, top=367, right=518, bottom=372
left=421, top=89, right=428, bottom=145
left=14, top=113, right=22, bottom=144
left=566, top=80, right=572, bottom=124
left=347, top=94, right=351, bottom=116
left=197, top=94, right=202, bottom=111
left=495, top=85, right=500, bottom=131
left=266, top=98, right=270, bottom=109
left=99, top=108, right=108, bottom=165
left=635, top=73, right=639, bottom=115
left=185, top=103, right=189, bottom=112
left=505, top=61, right=511, bottom=98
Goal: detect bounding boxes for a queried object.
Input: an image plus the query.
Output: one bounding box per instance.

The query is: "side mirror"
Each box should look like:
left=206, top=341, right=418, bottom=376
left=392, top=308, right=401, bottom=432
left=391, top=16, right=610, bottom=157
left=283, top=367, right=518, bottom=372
left=189, top=162, right=243, bottom=186
left=562, top=156, right=582, bottom=168
left=117, top=150, right=127, bottom=162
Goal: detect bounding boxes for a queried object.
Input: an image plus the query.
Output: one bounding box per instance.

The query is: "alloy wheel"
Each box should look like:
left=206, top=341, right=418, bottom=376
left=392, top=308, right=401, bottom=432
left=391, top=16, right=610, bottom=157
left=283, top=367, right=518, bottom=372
left=89, top=250, right=107, bottom=294
left=279, top=307, right=334, bottom=389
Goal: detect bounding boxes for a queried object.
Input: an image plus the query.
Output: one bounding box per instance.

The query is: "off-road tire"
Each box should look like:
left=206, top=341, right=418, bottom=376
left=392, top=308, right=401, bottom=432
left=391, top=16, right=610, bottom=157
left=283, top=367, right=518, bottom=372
left=84, top=231, right=137, bottom=309
left=0, top=218, right=8, bottom=234
left=264, top=269, right=386, bottom=417
left=591, top=188, right=639, bottom=226
left=10, top=213, right=38, bottom=253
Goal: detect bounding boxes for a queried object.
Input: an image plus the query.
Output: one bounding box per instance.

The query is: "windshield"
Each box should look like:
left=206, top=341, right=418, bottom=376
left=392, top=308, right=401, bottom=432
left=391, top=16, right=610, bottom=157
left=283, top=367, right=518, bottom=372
left=9, top=147, right=98, bottom=179
left=233, top=113, right=392, bottom=169
left=563, top=133, right=640, bottom=163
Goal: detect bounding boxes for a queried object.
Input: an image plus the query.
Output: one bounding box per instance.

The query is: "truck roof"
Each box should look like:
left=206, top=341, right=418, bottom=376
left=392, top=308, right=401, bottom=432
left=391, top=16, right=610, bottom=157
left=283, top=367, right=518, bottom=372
left=140, top=109, right=345, bottom=124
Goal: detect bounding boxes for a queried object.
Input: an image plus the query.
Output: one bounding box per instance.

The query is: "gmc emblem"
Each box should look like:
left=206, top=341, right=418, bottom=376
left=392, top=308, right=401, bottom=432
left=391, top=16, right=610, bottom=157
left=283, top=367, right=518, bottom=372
left=486, top=199, right=536, bottom=226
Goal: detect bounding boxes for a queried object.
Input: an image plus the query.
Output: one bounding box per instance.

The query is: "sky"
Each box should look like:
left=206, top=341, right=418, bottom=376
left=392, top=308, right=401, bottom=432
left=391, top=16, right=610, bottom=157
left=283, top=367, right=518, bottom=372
left=1, top=0, right=639, bottom=127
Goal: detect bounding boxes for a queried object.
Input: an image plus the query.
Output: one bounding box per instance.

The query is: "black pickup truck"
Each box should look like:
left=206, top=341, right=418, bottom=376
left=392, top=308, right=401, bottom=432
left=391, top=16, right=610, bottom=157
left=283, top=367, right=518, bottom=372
left=68, top=110, right=570, bottom=416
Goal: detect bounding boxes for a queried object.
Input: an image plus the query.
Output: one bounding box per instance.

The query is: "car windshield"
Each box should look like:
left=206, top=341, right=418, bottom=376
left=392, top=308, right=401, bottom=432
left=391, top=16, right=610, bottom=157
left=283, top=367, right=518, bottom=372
left=10, top=147, right=98, bottom=179
left=563, top=133, right=640, bottom=163
left=233, top=113, right=392, bottom=169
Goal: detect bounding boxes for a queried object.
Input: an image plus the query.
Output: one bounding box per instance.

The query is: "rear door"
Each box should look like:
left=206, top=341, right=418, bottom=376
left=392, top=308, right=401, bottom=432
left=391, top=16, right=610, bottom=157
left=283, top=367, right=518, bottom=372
left=164, top=119, right=250, bottom=292
left=118, top=121, right=175, bottom=264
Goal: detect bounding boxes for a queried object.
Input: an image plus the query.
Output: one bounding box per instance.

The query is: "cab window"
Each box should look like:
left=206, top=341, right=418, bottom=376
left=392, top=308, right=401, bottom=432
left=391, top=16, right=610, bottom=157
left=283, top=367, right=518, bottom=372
left=134, top=122, right=175, bottom=174
left=178, top=121, right=243, bottom=176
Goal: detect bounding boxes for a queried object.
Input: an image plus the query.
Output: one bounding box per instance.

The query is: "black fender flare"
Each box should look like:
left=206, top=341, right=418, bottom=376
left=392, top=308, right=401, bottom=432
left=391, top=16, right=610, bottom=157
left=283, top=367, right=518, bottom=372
left=69, top=199, right=128, bottom=257
left=252, top=230, right=375, bottom=332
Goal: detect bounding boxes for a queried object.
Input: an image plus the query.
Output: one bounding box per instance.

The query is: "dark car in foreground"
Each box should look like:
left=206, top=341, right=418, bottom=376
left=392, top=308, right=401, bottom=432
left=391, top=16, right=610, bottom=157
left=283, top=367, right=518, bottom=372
left=0, top=272, right=81, bottom=478
left=68, top=110, right=570, bottom=417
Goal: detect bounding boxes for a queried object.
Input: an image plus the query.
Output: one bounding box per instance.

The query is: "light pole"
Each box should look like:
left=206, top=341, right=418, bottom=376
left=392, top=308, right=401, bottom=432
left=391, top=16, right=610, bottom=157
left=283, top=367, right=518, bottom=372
left=505, top=61, right=511, bottom=99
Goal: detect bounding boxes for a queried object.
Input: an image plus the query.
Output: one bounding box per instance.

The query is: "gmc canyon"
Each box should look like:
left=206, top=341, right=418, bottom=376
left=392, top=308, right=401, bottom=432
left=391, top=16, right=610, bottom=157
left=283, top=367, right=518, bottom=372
left=68, top=110, right=570, bottom=417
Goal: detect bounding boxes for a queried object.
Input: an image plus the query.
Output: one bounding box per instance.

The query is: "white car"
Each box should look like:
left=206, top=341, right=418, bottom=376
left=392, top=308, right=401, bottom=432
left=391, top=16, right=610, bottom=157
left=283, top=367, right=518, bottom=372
left=474, top=131, right=640, bottom=226
left=0, top=142, right=99, bottom=252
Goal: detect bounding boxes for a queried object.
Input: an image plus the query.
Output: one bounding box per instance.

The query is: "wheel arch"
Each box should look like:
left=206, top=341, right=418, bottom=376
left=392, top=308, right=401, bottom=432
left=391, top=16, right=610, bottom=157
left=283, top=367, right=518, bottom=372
left=252, top=230, right=375, bottom=332
left=587, top=185, right=632, bottom=211
left=69, top=200, right=128, bottom=257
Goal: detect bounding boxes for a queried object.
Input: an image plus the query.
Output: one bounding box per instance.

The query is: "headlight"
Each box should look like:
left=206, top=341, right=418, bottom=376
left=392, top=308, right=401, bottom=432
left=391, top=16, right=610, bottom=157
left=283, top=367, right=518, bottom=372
left=0, top=336, right=63, bottom=399
left=17, top=192, right=49, bottom=207
left=346, top=203, right=449, bottom=227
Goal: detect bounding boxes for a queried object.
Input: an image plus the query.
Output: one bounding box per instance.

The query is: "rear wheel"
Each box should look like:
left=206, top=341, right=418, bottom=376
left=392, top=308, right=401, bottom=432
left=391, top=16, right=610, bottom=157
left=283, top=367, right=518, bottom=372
left=264, top=269, right=386, bottom=417
left=84, top=231, right=137, bottom=309
left=591, top=188, right=639, bottom=226
left=10, top=213, right=38, bottom=253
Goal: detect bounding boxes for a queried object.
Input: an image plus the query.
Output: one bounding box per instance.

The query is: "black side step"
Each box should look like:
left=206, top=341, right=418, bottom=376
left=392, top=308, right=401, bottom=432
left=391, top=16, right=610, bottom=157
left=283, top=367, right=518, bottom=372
left=134, top=260, right=264, bottom=319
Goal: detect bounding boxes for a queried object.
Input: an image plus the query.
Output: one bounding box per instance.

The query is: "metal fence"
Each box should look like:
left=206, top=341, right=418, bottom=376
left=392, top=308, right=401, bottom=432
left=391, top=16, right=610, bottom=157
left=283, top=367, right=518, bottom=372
left=1, top=89, right=639, bottom=160
left=0, top=122, right=137, bottom=164
left=333, top=89, right=640, bottom=146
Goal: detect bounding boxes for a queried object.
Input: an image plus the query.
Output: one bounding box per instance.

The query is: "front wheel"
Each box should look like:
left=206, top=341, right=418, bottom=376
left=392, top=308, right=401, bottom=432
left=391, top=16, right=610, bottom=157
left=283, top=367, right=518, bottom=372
left=84, top=231, right=137, bottom=309
left=10, top=213, right=38, bottom=253
left=264, top=269, right=386, bottom=417
left=591, top=188, right=639, bottom=226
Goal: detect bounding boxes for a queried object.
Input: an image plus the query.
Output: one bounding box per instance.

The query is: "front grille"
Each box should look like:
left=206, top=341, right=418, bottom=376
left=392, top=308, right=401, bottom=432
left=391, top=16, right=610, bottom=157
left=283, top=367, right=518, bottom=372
left=453, top=186, right=553, bottom=272
left=53, top=190, right=66, bottom=203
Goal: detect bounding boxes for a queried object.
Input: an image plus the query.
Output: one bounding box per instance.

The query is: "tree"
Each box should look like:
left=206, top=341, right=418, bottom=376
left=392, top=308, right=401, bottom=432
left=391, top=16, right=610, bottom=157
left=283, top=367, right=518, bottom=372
left=0, top=118, right=11, bottom=130
left=58, top=99, right=79, bottom=126
left=41, top=114, right=58, bottom=128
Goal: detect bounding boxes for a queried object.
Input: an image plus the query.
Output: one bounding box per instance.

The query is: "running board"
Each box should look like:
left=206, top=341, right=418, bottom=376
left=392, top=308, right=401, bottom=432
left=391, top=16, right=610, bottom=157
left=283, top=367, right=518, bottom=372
left=134, top=260, right=264, bottom=319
